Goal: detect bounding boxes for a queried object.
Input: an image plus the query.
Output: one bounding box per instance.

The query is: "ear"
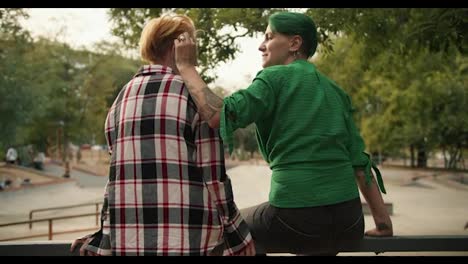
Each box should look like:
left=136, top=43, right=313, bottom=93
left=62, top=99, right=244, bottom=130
left=169, top=42, right=176, bottom=56
left=289, top=35, right=303, bottom=53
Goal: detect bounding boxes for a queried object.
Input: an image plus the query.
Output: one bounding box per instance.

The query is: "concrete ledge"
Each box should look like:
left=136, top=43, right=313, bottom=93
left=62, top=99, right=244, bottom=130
left=340, top=235, right=468, bottom=253
left=0, top=241, right=78, bottom=256
left=1, top=236, right=467, bottom=256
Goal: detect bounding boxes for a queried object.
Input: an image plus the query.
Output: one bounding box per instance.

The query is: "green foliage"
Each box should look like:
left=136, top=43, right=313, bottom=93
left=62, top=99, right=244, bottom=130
left=0, top=33, right=140, bottom=154
left=0, top=23, right=34, bottom=150
left=232, top=123, right=258, bottom=160
left=108, top=8, right=283, bottom=84
left=308, top=8, right=467, bottom=59
left=0, top=8, right=30, bottom=40
left=315, top=33, right=467, bottom=168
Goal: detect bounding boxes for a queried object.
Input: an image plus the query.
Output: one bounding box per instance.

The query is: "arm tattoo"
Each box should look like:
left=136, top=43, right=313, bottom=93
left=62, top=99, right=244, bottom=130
left=377, top=223, right=390, bottom=231
left=197, top=87, right=223, bottom=121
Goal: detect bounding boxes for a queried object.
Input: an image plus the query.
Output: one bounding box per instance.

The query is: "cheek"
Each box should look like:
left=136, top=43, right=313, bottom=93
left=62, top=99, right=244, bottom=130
left=267, top=42, right=286, bottom=56
left=265, top=43, right=278, bottom=56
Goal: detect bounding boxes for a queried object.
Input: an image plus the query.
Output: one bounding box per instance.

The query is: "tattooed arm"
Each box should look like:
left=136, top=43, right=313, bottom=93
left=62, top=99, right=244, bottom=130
left=355, top=169, right=393, bottom=237
left=183, top=68, right=222, bottom=127
left=174, top=32, right=222, bottom=128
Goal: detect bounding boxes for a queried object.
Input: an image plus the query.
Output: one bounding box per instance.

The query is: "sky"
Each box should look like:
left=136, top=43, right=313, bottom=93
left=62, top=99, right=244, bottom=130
left=20, top=8, right=264, bottom=93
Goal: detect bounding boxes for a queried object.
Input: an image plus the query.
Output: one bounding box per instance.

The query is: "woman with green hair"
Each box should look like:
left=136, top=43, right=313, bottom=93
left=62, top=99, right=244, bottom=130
left=174, top=11, right=393, bottom=255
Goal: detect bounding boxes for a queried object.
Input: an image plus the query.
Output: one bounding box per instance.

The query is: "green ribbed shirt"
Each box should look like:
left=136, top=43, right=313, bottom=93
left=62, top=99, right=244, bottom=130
left=221, top=60, right=386, bottom=208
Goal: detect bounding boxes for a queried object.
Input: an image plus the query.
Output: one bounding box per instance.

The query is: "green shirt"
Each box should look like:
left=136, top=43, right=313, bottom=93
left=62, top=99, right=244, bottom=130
left=221, top=60, right=386, bottom=208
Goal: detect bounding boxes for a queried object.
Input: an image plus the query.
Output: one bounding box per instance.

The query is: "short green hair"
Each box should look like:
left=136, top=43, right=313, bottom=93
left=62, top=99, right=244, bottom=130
left=268, top=11, right=318, bottom=58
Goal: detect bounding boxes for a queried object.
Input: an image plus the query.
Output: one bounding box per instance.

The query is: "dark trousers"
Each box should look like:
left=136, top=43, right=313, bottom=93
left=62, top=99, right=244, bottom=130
left=240, top=197, right=364, bottom=255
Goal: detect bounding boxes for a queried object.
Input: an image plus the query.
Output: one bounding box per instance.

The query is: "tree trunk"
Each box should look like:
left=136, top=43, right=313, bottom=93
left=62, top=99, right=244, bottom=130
left=448, top=147, right=457, bottom=169
left=442, top=145, right=448, bottom=169
left=410, top=144, right=415, bottom=168
left=417, top=144, right=427, bottom=168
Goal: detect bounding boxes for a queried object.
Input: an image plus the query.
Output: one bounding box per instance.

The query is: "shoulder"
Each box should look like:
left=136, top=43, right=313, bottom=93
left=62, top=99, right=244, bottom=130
left=252, top=65, right=289, bottom=89
left=255, top=64, right=290, bottom=78
left=316, top=70, right=353, bottom=106
left=169, top=74, right=185, bottom=87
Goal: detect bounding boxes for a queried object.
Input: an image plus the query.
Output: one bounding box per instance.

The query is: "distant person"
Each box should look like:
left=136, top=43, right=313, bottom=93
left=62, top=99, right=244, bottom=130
left=174, top=11, right=392, bottom=255
left=33, top=152, right=45, bottom=170
left=71, top=13, right=255, bottom=256
left=76, top=149, right=82, bottom=163
left=5, top=147, right=18, bottom=165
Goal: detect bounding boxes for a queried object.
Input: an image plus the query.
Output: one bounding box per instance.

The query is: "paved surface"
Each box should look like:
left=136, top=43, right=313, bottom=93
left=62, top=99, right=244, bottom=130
left=1, top=163, right=467, bottom=255
left=42, top=163, right=107, bottom=188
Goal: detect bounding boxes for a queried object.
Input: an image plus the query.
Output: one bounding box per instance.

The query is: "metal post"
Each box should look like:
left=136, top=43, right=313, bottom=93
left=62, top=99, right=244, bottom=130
left=95, top=204, right=99, bottom=226
left=63, top=161, right=70, bottom=178
left=48, top=220, right=53, bottom=240
left=56, top=128, right=60, bottom=160
left=29, top=212, right=33, bottom=229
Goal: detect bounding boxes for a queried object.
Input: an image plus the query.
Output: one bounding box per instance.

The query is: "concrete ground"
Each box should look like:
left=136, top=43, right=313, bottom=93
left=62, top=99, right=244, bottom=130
left=1, top=162, right=467, bottom=256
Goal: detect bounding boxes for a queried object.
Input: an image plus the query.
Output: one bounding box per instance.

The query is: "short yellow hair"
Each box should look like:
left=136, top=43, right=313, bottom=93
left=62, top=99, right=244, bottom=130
left=139, top=14, right=195, bottom=64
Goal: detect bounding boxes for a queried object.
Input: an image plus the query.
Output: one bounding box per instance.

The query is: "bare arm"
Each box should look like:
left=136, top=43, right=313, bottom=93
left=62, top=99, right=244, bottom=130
left=174, top=32, right=222, bottom=128
left=355, top=169, right=393, bottom=236
left=179, top=67, right=222, bottom=128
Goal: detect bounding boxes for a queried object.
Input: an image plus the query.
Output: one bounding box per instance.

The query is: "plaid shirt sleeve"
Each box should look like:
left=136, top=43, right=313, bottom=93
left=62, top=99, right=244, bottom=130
left=194, top=115, right=256, bottom=256
left=81, top=103, right=117, bottom=256
left=83, top=180, right=112, bottom=256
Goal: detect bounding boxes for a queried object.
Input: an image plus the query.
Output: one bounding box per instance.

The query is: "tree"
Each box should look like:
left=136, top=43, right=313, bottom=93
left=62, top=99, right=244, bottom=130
left=0, top=8, right=33, bottom=152
left=312, top=9, right=467, bottom=168
left=108, top=8, right=283, bottom=84
left=242, top=124, right=259, bottom=159
left=0, top=8, right=30, bottom=40
left=308, top=8, right=467, bottom=60
left=26, top=39, right=141, bottom=151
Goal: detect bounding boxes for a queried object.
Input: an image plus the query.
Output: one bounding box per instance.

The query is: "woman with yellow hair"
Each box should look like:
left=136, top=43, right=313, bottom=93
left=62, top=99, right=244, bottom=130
left=71, top=14, right=255, bottom=256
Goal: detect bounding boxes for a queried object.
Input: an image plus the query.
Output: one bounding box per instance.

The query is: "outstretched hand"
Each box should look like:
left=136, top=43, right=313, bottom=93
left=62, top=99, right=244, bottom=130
left=70, top=235, right=98, bottom=256
left=365, top=223, right=393, bottom=237
left=235, top=240, right=256, bottom=256
left=174, top=31, right=198, bottom=71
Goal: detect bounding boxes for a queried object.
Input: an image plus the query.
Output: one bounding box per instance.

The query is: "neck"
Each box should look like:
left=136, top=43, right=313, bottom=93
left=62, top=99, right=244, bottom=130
left=152, top=55, right=179, bottom=74
left=284, top=55, right=305, bottom=65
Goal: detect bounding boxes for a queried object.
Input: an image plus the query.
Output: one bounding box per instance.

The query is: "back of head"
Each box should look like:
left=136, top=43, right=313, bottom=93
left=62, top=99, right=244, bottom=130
left=140, top=13, right=195, bottom=64
left=268, top=11, right=317, bottom=58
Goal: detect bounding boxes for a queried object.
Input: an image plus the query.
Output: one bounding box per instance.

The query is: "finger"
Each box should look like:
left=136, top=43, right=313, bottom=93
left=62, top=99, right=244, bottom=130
left=181, top=32, right=190, bottom=40
left=366, top=229, right=387, bottom=237
left=70, top=241, right=77, bottom=252
left=176, top=32, right=188, bottom=42
left=364, top=229, right=376, bottom=236
left=80, top=244, right=87, bottom=256
left=188, top=35, right=195, bottom=44
left=70, top=239, right=81, bottom=252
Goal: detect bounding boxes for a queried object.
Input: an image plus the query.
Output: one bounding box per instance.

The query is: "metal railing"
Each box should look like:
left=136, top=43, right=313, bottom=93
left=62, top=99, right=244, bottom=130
left=1, top=202, right=103, bottom=241
left=29, top=202, right=102, bottom=229
left=0, top=212, right=100, bottom=241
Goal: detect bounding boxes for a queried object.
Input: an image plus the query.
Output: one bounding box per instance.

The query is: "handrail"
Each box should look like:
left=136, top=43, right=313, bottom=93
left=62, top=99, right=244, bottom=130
left=0, top=212, right=100, bottom=241
left=0, top=227, right=99, bottom=242
left=29, top=202, right=102, bottom=229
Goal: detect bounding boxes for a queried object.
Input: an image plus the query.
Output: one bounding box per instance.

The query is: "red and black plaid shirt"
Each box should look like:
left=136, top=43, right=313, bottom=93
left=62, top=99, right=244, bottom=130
left=85, top=65, right=254, bottom=256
